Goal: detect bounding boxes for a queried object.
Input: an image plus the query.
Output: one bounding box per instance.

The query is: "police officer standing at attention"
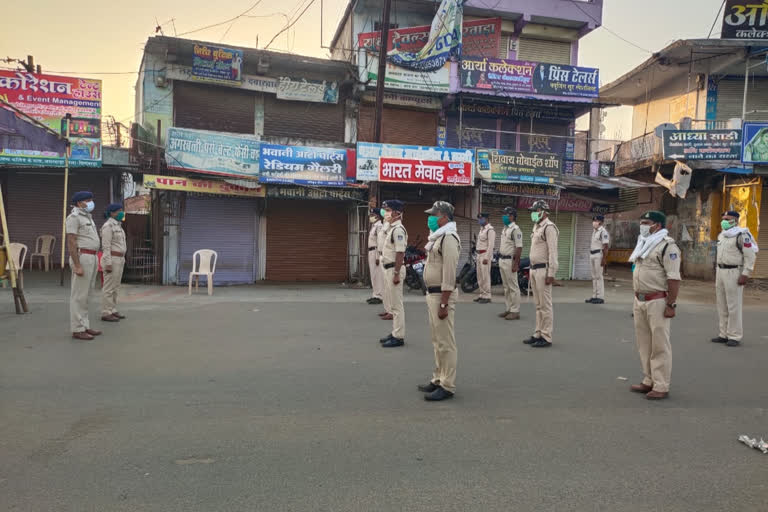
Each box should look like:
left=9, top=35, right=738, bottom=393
left=66, top=191, right=102, bottom=341
left=377, top=206, right=392, bottom=320
left=524, top=200, right=559, bottom=348
left=475, top=212, right=495, bottom=304
left=629, top=211, right=681, bottom=400
left=419, top=201, right=461, bottom=401
left=366, top=207, right=384, bottom=306
left=498, top=207, right=523, bottom=320
left=100, top=203, right=127, bottom=323
left=379, top=200, right=408, bottom=348
left=586, top=215, right=610, bottom=304
left=712, top=210, right=758, bottom=347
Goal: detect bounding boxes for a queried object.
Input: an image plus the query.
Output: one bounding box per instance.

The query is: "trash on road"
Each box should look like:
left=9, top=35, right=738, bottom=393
left=616, top=376, right=628, bottom=381
left=738, top=435, right=768, bottom=454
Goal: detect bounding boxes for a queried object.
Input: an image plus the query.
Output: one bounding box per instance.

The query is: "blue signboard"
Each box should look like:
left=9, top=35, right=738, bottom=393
left=166, top=127, right=261, bottom=178
left=742, top=122, right=768, bottom=165
left=192, top=44, right=244, bottom=84
left=259, top=144, right=347, bottom=186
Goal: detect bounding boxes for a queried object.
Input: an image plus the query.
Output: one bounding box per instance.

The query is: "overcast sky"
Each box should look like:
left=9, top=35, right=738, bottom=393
left=0, top=0, right=729, bottom=141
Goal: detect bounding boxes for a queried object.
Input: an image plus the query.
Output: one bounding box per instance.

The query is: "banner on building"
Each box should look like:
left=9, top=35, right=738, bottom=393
left=361, top=91, right=442, bottom=110
left=481, top=182, right=562, bottom=200
left=518, top=193, right=592, bottom=212
left=721, top=1, right=768, bottom=39
left=742, top=122, right=768, bottom=164
left=143, top=174, right=266, bottom=197
left=0, top=71, right=102, bottom=167
left=259, top=144, right=347, bottom=186
left=459, top=102, right=575, bottom=122
left=662, top=129, right=742, bottom=160
left=276, top=76, right=339, bottom=104
left=356, top=142, right=474, bottom=181
left=460, top=57, right=599, bottom=98
left=379, top=158, right=473, bottom=186
left=476, top=148, right=562, bottom=184
left=166, top=127, right=261, bottom=178
left=266, top=185, right=367, bottom=201
left=192, top=44, right=243, bottom=84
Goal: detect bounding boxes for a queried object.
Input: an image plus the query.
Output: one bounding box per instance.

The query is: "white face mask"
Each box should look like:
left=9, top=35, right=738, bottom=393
left=85, top=201, right=95, bottom=213
left=369, top=216, right=378, bottom=223
left=639, top=224, right=651, bottom=238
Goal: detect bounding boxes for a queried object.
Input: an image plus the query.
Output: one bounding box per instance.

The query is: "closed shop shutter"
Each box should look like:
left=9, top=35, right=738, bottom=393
left=178, top=196, right=258, bottom=285
left=715, top=79, right=768, bottom=122
left=266, top=200, right=348, bottom=281
left=264, top=94, right=344, bottom=142
left=517, top=37, right=571, bottom=65
left=174, top=81, right=255, bottom=134
left=754, top=189, right=768, bottom=278
left=498, top=34, right=510, bottom=59
left=572, top=213, right=594, bottom=280
left=454, top=215, right=472, bottom=269
left=358, top=105, right=437, bottom=146
left=6, top=171, right=112, bottom=267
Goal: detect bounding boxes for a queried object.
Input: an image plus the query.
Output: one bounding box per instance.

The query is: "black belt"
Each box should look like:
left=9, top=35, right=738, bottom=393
left=427, top=286, right=442, bottom=294
left=383, top=262, right=395, bottom=269
left=368, top=247, right=376, bottom=251
left=499, top=255, right=513, bottom=260
left=531, top=263, right=547, bottom=270
left=718, top=264, right=738, bottom=269
left=590, top=249, right=602, bottom=254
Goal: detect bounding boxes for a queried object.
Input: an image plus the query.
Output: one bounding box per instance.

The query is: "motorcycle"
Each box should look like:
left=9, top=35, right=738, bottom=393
left=459, top=246, right=531, bottom=296
left=404, top=237, right=427, bottom=295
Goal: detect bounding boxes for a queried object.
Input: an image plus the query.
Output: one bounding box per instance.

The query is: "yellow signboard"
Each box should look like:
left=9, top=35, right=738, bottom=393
left=143, top=175, right=265, bottom=197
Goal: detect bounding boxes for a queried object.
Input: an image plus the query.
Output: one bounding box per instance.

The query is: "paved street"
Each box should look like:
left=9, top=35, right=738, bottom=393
left=2, top=275, right=768, bottom=511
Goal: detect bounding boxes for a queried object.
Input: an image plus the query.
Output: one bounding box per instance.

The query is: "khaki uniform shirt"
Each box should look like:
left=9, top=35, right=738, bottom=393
left=591, top=226, right=610, bottom=251
left=530, top=218, right=559, bottom=277
left=376, top=221, right=390, bottom=259
left=65, top=207, right=100, bottom=251
left=381, top=220, right=407, bottom=264
left=100, top=217, right=127, bottom=266
left=368, top=220, right=383, bottom=249
left=476, top=224, right=496, bottom=254
left=424, top=233, right=461, bottom=291
left=633, top=237, right=682, bottom=293
left=500, top=223, right=524, bottom=256
left=717, top=231, right=757, bottom=276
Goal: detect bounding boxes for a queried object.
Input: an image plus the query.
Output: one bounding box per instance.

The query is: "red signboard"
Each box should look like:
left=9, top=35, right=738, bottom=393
left=517, top=193, right=593, bottom=212
left=379, top=158, right=473, bottom=186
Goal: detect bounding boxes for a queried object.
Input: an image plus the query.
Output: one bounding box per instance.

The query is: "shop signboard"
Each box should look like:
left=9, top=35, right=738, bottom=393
left=166, top=127, right=261, bottom=178
left=662, top=129, right=742, bottom=160
left=721, top=0, right=768, bottom=39
left=518, top=193, right=592, bottom=212
left=0, top=71, right=102, bottom=167
left=266, top=185, right=367, bottom=201
left=459, top=102, right=575, bottom=123
left=356, top=142, right=474, bottom=181
left=143, top=174, right=266, bottom=197
left=276, top=77, right=339, bottom=104
left=476, top=148, right=562, bottom=184
left=741, top=122, right=768, bottom=164
left=192, top=44, right=243, bottom=84
left=481, top=182, right=561, bottom=200
left=259, top=144, right=347, bottom=186
left=379, top=158, right=473, bottom=186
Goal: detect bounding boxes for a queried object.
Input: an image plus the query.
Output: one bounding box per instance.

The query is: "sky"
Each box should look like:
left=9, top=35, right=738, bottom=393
left=0, top=0, right=731, bottom=141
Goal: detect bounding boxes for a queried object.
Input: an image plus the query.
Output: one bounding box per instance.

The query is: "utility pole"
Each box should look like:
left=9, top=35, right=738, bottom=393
left=372, top=0, right=392, bottom=143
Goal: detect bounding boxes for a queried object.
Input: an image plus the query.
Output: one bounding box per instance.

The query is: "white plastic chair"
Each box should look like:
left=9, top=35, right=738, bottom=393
left=4, top=243, right=28, bottom=288
left=30, top=235, right=56, bottom=271
left=188, top=249, right=218, bottom=296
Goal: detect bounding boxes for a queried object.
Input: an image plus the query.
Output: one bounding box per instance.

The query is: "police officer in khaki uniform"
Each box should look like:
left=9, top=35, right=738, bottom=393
left=712, top=210, right=758, bottom=347
left=524, top=200, right=558, bottom=348
left=586, top=215, right=610, bottom=304
left=376, top=209, right=393, bottom=319
left=475, top=212, right=495, bottom=304
left=100, top=203, right=127, bottom=322
left=498, top=207, right=523, bottom=320
left=379, top=200, right=408, bottom=348
left=66, top=191, right=102, bottom=340
left=629, top=211, right=681, bottom=400
left=366, top=207, right=384, bottom=305
left=417, top=201, right=460, bottom=401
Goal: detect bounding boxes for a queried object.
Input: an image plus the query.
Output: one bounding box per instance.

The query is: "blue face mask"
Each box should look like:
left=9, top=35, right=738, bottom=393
left=478, top=218, right=486, bottom=226
left=502, top=215, right=511, bottom=226
left=427, top=215, right=440, bottom=232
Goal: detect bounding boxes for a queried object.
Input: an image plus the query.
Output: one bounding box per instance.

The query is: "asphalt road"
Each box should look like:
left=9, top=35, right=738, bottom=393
left=1, top=283, right=768, bottom=511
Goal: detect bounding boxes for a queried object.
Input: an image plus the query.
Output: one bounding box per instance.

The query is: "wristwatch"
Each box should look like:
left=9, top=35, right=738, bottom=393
left=440, top=303, right=448, bottom=309
left=666, top=302, right=677, bottom=308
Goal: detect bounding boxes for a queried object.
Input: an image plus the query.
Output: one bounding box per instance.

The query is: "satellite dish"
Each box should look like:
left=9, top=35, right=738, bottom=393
left=655, top=123, right=677, bottom=138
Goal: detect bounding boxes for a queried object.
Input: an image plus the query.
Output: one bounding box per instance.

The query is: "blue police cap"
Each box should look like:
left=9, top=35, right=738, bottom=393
left=383, top=199, right=404, bottom=212
left=71, top=191, right=94, bottom=205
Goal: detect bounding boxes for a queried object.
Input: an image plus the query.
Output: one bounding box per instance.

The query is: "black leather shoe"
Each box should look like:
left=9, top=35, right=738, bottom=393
left=473, top=297, right=481, bottom=302
left=585, top=298, right=596, bottom=303
left=592, top=299, right=605, bottom=304
left=418, top=382, right=439, bottom=393
left=368, top=298, right=382, bottom=305
left=477, top=298, right=491, bottom=304
left=424, top=387, right=454, bottom=401
left=380, top=334, right=394, bottom=344
left=531, top=339, right=552, bottom=348
left=711, top=336, right=727, bottom=344
left=523, top=336, right=541, bottom=345
left=382, top=337, right=404, bottom=348
left=726, top=339, right=741, bottom=347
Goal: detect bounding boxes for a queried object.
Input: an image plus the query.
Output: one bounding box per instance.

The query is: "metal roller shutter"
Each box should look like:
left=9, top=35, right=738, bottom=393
left=174, top=81, right=256, bottom=134
left=358, top=105, right=437, bottom=146
left=264, top=95, right=345, bottom=142
left=498, top=34, right=510, bottom=59
left=517, top=38, right=571, bottom=65
left=454, top=215, right=472, bottom=269
left=265, top=200, right=348, bottom=281
left=178, top=196, right=258, bottom=285
left=572, top=213, right=594, bottom=280
left=715, top=79, right=768, bottom=122
left=754, top=189, right=768, bottom=278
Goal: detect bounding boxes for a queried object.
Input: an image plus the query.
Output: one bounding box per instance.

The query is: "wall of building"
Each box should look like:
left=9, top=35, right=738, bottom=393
left=630, top=73, right=705, bottom=138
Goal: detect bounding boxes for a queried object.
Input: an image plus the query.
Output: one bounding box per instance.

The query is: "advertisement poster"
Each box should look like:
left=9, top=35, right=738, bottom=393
left=721, top=1, right=768, bottom=39
left=143, top=174, right=266, bottom=197
left=356, top=142, right=474, bottom=181
left=742, top=122, right=768, bottom=164
left=192, top=44, right=243, bottom=84
left=0, top=71, right=102, bottom=167
left=379, top=158, right=473, bottom=186
left=460, top=57, right=599, bottom=98
left=276, top=77, right=339, bottom=104
left=259, top=144, right=347, bottom=186
left=662, top=130, right=742, bottom=160
left=481, top=182, right=561, bottom=200
left=166, top=127, right=261, bottom=178
left=476, top=148, right=562, bottom=184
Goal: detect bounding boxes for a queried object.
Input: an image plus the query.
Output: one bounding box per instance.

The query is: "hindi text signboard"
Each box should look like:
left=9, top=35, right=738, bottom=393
left=259, top=144, right=347, bottom=186
left=165, top=127, right=261, bottom=178
left=742, top=122, right=768, bottom=164
left=662, top=130, right=742, bottom=160
left=721, top=1, right=768, bottom=39
left=192, top=44, right=243, bottom=84
left=379, top=158, right=473, bottom=186
left=481, top=182, right=561, bottom=200
left=143, top=174, right=266, bottom=197
left=476, top=148, right=562, bottom=184
left=356, top=142, right=474, bottom=181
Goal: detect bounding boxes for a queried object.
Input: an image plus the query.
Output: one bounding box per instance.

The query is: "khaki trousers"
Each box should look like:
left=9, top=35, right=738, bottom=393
left=716, top=267, right=743, bottom=341
left=427, top=291, right=457, bottom=393
left=590, top=254, right=605, bottom=299
left=633, top=297, right=672, bottom=392
left=101, top=257, right=125, bottom=315
left=530, top=267, right=553, bottom=342
left=70, top=254, right=98, bottom=333
left=368, top=250, right=384, bottom=300
left=478, top=257, right=492, bottom=299
left=385, top=266, right=406, bottom=338
left=499, top=258, right=520, bottom=313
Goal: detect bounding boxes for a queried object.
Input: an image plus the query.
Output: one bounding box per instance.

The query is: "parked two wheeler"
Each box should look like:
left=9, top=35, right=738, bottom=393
left=404, top=237, right=427, bottom=295
left=459, top=247, right=531, bottom=296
